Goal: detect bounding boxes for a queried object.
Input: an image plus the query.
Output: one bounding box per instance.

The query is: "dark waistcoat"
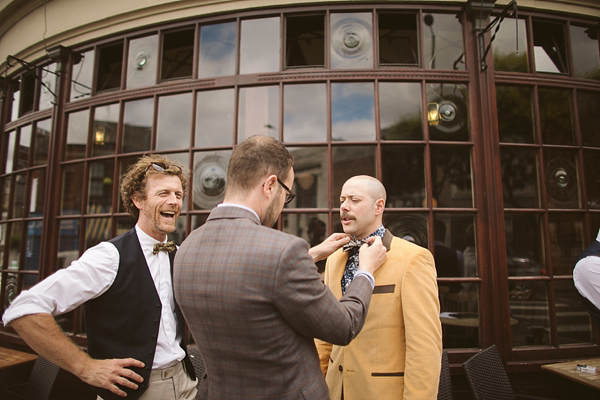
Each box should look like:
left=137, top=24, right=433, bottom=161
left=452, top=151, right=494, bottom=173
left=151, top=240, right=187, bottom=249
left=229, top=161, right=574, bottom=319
left=84, top=228, right=195, bottom=400
left=575, top=240, right=600, bottom=328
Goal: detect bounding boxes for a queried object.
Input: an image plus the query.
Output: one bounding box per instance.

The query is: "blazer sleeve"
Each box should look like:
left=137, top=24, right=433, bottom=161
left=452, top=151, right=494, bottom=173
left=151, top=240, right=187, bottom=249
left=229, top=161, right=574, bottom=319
left=402, top=248, right=443, bottom=399
left=274, top=237, right=372, bottom=346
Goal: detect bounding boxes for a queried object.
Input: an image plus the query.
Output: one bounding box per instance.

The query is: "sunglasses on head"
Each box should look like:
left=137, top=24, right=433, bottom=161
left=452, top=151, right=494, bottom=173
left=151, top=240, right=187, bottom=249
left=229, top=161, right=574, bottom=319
left=145, top=162, right=181, bottom=173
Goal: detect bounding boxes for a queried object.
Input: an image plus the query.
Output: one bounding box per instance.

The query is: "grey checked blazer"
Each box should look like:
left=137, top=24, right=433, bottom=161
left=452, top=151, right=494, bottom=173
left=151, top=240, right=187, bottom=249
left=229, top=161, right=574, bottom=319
left=173, top=206, right=373, bottom=400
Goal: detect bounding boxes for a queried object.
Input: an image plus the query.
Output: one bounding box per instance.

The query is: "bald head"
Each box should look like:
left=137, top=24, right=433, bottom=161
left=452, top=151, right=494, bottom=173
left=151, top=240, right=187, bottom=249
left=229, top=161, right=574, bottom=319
left=343, top=175, right=386, bottom=204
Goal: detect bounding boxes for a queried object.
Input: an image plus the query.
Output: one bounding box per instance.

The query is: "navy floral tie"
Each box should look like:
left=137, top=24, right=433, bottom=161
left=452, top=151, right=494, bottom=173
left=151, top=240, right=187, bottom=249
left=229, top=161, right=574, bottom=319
left=340, top=225, right=385, bottom=294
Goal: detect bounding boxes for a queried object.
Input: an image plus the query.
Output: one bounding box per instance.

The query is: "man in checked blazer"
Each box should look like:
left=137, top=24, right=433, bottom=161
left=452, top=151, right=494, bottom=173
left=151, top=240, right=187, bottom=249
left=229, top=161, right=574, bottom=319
left=315, top=175, right=443, bottom=400
left=174, top=135, right=387, bottom=400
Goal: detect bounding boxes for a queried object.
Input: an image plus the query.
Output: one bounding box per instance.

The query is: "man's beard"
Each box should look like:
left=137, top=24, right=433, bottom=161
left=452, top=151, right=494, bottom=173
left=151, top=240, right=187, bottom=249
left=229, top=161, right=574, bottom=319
left=262, top=197, right=280, bottom=228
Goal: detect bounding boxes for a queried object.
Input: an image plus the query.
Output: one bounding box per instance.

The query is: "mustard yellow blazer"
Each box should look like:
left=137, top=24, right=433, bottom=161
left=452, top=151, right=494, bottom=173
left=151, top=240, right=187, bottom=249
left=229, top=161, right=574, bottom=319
left=316, top=233, right=443, bottom=400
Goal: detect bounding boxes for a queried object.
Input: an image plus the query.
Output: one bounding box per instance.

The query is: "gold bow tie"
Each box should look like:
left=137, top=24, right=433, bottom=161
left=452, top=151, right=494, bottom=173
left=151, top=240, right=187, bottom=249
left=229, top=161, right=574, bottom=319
left=342, top=239, right=368, bottom=253
left=153, top=241, right=176, bottom=255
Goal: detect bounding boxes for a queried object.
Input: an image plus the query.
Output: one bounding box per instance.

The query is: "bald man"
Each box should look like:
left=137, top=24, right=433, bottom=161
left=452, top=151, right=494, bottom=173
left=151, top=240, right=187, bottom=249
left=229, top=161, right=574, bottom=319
left=315, top=175, right=443, bottom=399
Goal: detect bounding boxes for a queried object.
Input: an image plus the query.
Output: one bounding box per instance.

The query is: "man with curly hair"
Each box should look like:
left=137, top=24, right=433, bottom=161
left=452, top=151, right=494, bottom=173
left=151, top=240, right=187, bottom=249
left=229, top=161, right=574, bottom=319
left=2, top=155, right=197, bottom=400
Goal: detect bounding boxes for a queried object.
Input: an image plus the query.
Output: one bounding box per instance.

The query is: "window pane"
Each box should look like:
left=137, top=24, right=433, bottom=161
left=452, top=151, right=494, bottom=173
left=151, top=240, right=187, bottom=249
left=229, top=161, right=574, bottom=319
left=161, top=29, right=194, bottom=81
left=33, top=118, right=51, bottom=166
left=570, top=25, right=599, bottom=80
left=539, top=88, right=573, bottom=145
left=493, top=18, right=528, bottom=72
left=427, top=83, right=468, bottom=141
left=578, top=91, right=600, bottom=148
left=199, top=22, right=236, bottom=78
left=126, top=35, right=158, bottom=89
left=240, top=17, right=280, bottom=74
left=192, top=150, right=230, bottom=210
left=511, top=281, right=549, bottom=346
left=544, top=149, right=580, bottom=209
left=380, top=82, right=422, bottom=140
left=65, top=110, right=89, bottom=160
left=496, top=85, right=534, bottom=143
left=3, top=272, right=19, bottom=311
left=122, top=98, right=153, bottom=153
left=8, top=223, right=22, bottom=271
left=156, top=93, right=192, bottom=151
left=332, top=146, right=376, bottom=204
left=12, top=173, right=26, bottom=219
left=378, top=13, right=418, bottom=65
left=286, top=15, right=325, bottom=68
left=5, top=130, right=15, bottom=173
left=10, top=81, right=20, bottom=121
left=555, top=279, right=593, bottom=345
left=85, top=218, right=111, bottom=250
left=331, top=82, right=375, bottom=141
left=382, top=145, right=425, bottom=208
left=283, top=84, right=327, bottom=143
left=238, top=86, right=279, bottom=141
left=423, top=13, right=465, bottom=70
left=57, top=219, right=80, bottom=269
left=584, top=150, right=600, bottom=209
left=533, top=20, right=567, bottom=74
left=548, top=213, right=585, bottom=275
left=434, top=213, right=476, bottom=279
left=92, top=103, right=119, bottom=156
left=1, top=178, right=10, bottom=220
left=25, top=221, right=43, bottom=274
left=440, top=286, right=480, bottom=348
left=505, top=213, right=546, bottom=277
left=196, top=89, right=234, bottom=147
left=88, top=160, right=115, bottom=214
left=61, top=163, right=84, bottom=215
left=29, top=169, right=45, bottom=217
left=21, top=73, right=35, bottom=115
left=501, top=147, right=540, bottom=208
left=39, top=63, right=57, bottom=111
left=331, top=13, right=373, bottom=69
left=289, top=147, right=328, bottom=209
left=96, top=42, right=124, bottom=92
left=430, top=146, right=473, bottom=208
left=384, top=213, right=429, bottom=248
left=17, top=124, right=32, bottom=170
left=71, top=49, right=94, bottom=101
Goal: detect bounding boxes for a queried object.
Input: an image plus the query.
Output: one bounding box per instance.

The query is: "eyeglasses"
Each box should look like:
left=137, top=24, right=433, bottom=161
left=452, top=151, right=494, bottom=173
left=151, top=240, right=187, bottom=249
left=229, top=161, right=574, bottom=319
left=277, top=178, right=296, bottom=204
left=145, top=162, right=181, bottom=174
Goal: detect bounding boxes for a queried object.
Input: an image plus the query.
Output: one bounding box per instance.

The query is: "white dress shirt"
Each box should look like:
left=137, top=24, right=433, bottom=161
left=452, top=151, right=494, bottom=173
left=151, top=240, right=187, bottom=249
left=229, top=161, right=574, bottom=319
left=2, top=224, right=185, bottom=370
left=574, top=230, right=600, bottom=310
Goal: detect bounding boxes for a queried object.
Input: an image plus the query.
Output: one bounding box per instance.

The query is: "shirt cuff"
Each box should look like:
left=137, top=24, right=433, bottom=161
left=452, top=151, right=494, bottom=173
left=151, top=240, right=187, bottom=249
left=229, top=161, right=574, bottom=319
left=354, top=271, right=375, bottom=290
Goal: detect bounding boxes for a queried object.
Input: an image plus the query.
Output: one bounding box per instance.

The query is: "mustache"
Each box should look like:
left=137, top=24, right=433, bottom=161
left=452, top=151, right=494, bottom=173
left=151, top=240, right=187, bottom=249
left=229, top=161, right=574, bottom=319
left=340, top=212, right=355, bottom=220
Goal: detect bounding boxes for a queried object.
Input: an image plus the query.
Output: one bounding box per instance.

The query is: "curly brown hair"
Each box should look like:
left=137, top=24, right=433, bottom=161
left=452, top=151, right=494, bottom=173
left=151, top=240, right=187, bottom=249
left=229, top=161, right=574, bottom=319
left=120, top=155, right=187, bottom=219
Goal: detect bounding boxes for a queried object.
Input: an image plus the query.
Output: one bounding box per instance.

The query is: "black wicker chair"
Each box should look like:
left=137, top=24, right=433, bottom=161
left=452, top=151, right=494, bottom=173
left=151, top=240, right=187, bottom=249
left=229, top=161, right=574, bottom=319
left=438, top=350, right=454, bottom=400
left=0, top=356, right=60, bottom=400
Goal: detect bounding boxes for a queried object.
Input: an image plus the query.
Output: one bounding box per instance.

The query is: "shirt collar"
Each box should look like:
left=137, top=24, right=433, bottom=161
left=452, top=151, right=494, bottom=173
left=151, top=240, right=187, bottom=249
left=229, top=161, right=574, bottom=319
left=218, top=203, right=261, bottom=222
left=353, top=225, right=386, bottom=242
left=135, top=224, right=168, bottom=250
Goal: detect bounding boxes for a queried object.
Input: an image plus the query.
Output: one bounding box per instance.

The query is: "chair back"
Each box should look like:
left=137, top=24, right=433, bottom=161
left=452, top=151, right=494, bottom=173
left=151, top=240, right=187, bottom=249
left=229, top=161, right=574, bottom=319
left=462, top=345, right=516, bottom=400
left=437, top=350, right=454, bottom=400
left=27, top=356, right=60, bottom=400
left=188, top=347, right=206, bottom=379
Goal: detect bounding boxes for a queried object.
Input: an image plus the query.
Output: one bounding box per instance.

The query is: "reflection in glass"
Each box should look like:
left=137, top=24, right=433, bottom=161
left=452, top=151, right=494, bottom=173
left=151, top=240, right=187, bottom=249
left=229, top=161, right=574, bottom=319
left=430, top=146, right=472, bottom=208
left=122, top=98, right=153, bottom=153
left=11, top=81, right=20, bottom=121
left=196, top=89, right=235, bottom=147
left=29, top=169, right=45, bottom=217
left=284, top=84, right=326, bottom=143
left=39, top=63, right=57, bottom=110
left=199, top=22, right=236, bottom=78
left=331, top=83, right=375, bottom=141
left=332, top=146, right=376, bottom=204
left=427, top=83, right=468, bottom=141
left=384, top=213, right=429, bottom=248
left=505, top=213, right=545, bottom=276
left=495, top=85, right=534, bottom=143
left=378, top=13, right=418, bottom=65
left=555, top=279, right=593, bottom=344
left=1, top=178, right=10, bottom=220
left=286, top=15, right=325, bottom=68
left=238, top=86, right=279, bottom=141
left=423, top=13, right=464, bottom=70
left=584, top=150, right=600, bottom=209
left=96, top=42, right=123, bottom=92
left=493, top=18, right=528, bottom=72
left=533, top=20, right=567, bottom=74
left=92, top=104, right=119, bottom=156
left=331, top=13, right=373, bottom=69
left=193, top=151, right=231, bottom=210
left=578, top=91, right=600, bottom=148
left=5, top=131, right=15, bottom=173
left=382, top=145, right=425, bottom=208
left=539, top=88, right=573, bottom=145
left=500, top=147, right=539, bottom=208
left=17, top=125, right=32, bottom=170
left=20, top=73, right=35, bottom=115
left=71, top=50, right=94, bottom=101
left=12, top=173, right=26, bottom=219
left=57, top=219, right=80, bottom=270
left=127, top=35, right=158, bottom=89
left=544, top=149, right=579, bottom=209
left=85, top=218, right=111, bottom=250
left=66, top=110, right=90, bottom=160
left=434, top=214, right=475, bottom=279
left=33, top=119, right=51, bottom=166
left=161, top=29, right=194, bottom=81
left=380, top=82, right=422, bottom=140
left=548, top=213, right=584, bottom=275
left=156, top=93, right=192, bottom=151
left=61, top=163, right=84, bottom=215
left=571, top=25, right=600, bottom=80
left=25, top=221, right=43, bottom=275
left=240, top=17, right=280, bottom=74
left=288, top=147, right=328, bottom=209
left=439, top=284, right=480, bottom=349
left=88, top=160, right=115, bottom=214
left=4, top=272, right=19, bottom=310
left=8, top=223, right=22, bottom=272
left=283, top=213, right=328, bottom=245
left=510, top=281, right=549, bottom=346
